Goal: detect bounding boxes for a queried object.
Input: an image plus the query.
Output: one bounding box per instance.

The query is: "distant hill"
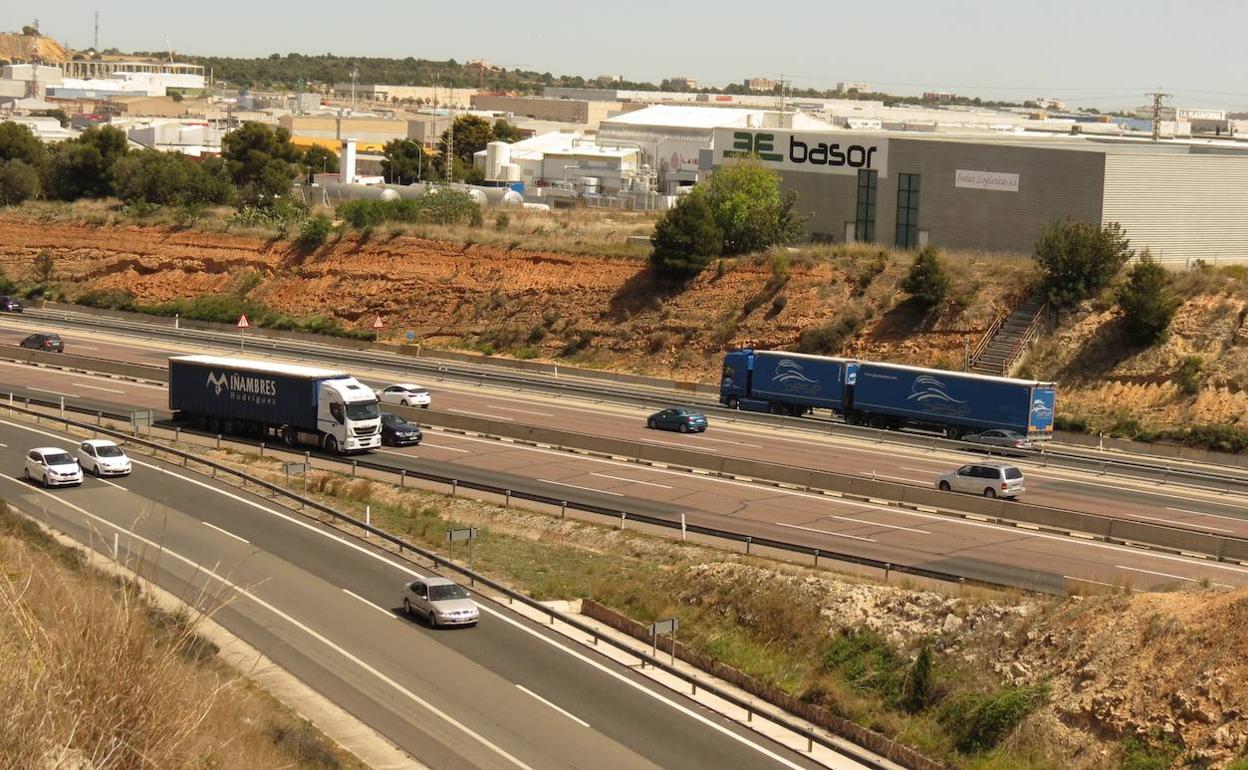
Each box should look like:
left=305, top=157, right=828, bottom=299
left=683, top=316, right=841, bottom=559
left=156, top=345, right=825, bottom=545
left=0, top=31, right=70, bottom=63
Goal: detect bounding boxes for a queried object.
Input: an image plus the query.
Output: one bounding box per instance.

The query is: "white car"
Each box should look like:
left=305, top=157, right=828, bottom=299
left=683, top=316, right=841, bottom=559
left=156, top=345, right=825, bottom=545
left=936, top=462, right=1026, bottom=500
left=25, top=447, right=83, bottom=488
left=77, top=440, right=133, bottom=477
left=401, top=577, right=479, bottom=628
left=376, top=384, right=432, bottom=408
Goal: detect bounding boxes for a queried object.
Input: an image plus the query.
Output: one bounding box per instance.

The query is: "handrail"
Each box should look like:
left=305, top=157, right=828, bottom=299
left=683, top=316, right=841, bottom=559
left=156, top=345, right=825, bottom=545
left=968, top=307, right=1008, bottom=365
left=1000, top=301, right=1050, bottom=376
left=4, top=399, right=907, bottom=770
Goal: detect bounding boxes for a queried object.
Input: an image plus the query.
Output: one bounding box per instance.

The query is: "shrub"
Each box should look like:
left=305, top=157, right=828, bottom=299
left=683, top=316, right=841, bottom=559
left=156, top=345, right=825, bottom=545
left=0, top=268, right=14, bottom=295
left=560, top=330, right=594, bottom=357
left=1177, top=355, right=1203, bottom=396
left=703, top=160, right=804, bottom=254
left=336, top=191, right=481, bottom=230
left=1116, top=253, right=1180, bottom=345
left=899, top=643, right=935, bottom=713
left=900, top=246, right=950, bottom=307
left=76, top=289, right=137, bottom=311
left=649, top=190, right=723, bottom=279
left=0, top=159, right=40, bottom=205
left=31, top=250, right=55, bottom=284
left=795, top=311, right=863, bottom=355
left=938, top=685, right=1047, bottom=753
left=1118, top=736, right=1181, bottom=770
left=770, top=295, right=788, bottom=315
left=495, top=212, right=510, bottom=231
left=821, top=628, right=904, bottom=699
left=297, top=214, right=332, bottom=249
left=1034, top=219, right=1134, bottom=308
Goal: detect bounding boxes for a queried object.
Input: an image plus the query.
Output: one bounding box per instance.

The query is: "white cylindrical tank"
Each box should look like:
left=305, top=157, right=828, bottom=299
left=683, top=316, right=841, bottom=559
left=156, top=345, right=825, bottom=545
left=339, top=138, right=357, bottom=184
left=485, top=141, right=511, bottom=180
left=501, top=162, right=521, bottom=182
left=378, top=188, right=401, bottom=201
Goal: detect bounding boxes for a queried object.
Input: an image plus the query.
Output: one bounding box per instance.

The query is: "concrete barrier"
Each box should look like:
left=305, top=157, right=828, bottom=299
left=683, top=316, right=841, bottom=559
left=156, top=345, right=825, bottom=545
left=0, top=348, right=167, bottom=382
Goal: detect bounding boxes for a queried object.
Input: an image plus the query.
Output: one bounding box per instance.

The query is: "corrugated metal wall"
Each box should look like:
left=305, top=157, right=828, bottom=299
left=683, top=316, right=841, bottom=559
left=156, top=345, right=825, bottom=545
left=1102, top=154, right=1248, bottom=263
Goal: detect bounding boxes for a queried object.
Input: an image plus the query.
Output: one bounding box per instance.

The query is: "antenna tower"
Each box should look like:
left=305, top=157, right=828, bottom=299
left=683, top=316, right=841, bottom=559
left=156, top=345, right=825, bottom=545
left=1147, top=88, right=1171, bottom=141
left=94, top=11, right=99, bottom=51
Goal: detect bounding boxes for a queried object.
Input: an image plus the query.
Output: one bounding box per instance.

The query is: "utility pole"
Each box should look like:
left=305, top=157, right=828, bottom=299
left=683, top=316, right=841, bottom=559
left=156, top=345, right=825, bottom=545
left=446, top=112, right=454, bottom=183
left=349, top=67, right=359, bottom=111
left=93, top=10, right=99, bottom=52
left=1147, top=88, right=1171, bottom=141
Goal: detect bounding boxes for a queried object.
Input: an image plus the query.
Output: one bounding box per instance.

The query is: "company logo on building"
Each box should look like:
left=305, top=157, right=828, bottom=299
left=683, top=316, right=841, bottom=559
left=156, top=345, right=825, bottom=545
left=205, top=370, right=278, bottom=406
left=716, top=129, right=888, bottom=177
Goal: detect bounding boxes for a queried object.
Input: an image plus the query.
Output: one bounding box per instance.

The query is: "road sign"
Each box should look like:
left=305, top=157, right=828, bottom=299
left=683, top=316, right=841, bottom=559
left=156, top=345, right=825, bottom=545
left=405, top=330, right=416, bottom=343
left=236, top=314, right=250, bottom=329
left=283, top=462, right=311, bottom=475
left=446, top=527, right=478, bottom=543
left=647, top=618, right=679, bottom=636
left=371, top=315, right=384, bottom=330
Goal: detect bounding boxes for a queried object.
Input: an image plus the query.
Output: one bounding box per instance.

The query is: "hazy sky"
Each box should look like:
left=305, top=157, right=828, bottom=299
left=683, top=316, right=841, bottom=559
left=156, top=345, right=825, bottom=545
left=5, top=1, right=1245, bottom=110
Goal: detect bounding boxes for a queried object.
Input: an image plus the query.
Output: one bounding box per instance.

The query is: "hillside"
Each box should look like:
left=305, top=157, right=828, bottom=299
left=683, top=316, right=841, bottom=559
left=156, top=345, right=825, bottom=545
left=0, top=31, right=70, bottom=63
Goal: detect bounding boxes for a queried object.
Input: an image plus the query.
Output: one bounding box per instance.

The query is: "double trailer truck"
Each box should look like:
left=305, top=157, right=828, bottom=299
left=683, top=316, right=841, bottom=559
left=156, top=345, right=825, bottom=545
left=169, top=355, right=381, bottom=454
left=720, top=349, right=1056, bottom=441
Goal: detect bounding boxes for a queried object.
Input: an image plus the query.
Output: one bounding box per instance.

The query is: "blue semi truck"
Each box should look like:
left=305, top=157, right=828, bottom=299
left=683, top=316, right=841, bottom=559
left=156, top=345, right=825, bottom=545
left=720, top=349, right=1056, bottom=440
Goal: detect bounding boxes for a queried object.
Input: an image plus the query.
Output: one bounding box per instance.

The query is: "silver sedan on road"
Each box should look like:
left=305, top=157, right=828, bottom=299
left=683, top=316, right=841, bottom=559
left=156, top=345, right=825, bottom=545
left=402, top=577, right=479, bottom=628
left=962, top=429, right=1036, bottom=451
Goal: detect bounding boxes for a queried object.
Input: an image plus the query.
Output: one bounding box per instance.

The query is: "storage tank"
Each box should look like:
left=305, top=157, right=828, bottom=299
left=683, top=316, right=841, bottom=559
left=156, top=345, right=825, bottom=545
left=485, top=141, right=512, bottom=180
left=580, top=176, right=600, bottom=194
left=501, top=162, right=521, bottom=182
left=377, top=188, right=401, bottom=201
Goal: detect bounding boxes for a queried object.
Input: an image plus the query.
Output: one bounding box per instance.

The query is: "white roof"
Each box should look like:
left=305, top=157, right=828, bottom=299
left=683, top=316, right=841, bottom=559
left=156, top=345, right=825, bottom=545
left=603, top=105, right=768, bottom=130
left=169, top=355, right=349, bottom=380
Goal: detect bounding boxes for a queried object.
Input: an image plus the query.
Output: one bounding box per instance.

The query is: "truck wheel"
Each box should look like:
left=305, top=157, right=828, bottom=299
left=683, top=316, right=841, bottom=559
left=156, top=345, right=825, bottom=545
left=282, top=427, right=296, bottom=447
left=325, top=436, right=340, bottom=454
left=945, top=426, right=963, bottom=440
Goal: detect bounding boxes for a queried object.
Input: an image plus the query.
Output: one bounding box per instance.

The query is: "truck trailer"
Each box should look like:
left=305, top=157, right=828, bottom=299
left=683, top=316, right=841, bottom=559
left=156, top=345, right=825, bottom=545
left=719, top=349, right=1056, bottom=440
left=168, top=355, right=381, bottom=454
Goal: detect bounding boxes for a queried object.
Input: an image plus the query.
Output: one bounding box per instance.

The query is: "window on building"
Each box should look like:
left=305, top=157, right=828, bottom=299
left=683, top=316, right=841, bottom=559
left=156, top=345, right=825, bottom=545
left=855, top=169, right=877, bottom=242
left=895, top=173, right=921, bottom=248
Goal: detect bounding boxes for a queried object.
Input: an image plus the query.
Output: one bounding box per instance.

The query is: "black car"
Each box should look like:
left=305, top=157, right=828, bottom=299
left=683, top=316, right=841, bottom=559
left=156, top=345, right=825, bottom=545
left=20, top=333, right=63, bottom=353
left=0, top=296, right=22, bottom=313
left=381, top=412, right=423, bottom=447
left=646, top=407, right=708, bottom=433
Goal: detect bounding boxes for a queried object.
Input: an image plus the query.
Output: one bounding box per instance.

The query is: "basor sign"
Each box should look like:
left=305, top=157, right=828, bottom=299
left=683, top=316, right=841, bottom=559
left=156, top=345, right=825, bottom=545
left=713, top=128, right=888, bottom=177
left=955, top=169, right=1020, bottom=192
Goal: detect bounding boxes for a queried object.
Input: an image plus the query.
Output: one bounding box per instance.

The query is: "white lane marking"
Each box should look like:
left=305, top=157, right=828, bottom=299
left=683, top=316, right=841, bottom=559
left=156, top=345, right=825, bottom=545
left=694, top=436, right=763, bottom=449
left=5, top=478, right=535, bottom=770
left=420, top=442, right=471, bottom=453
left=483, top=405, right=555, bottom=417
left=343, top=588, right=396, bottom=618
left=1166, top=506, right=1248, bottom=525
left=73, top=383, right=126, bottom=394
left=1044, top=475, right=1239, bottom=505
left=0, top=442, right=7, bottom=447
left=0, top=418, right=815, bottom=770
left=1063, top=575, right=1131, bottom=590
left=827, top=515, right=930, bottom=534
left=1115, top=565, right=1233, bottom=588
left=203, top=520, right=250, bottom=544
left=536, top=479, right=624, bottom=497
left=901, top=466, right=943, bottom=474
left=1123, top=512, right=1235, bottom=534
left=30, top=387, right=79, bottom=398
left=515, top=684, right=590, bottom=728
left=590, top=472, right=673, bottom=490
left=773, top=522, right=876, bottom=543
left=70, top=345, right=100, bottom=351
left=448, top=409, right=514, bottom=421
left=93, top=476, right=126, bottom=490
left=639, top=437, right=717, bottom=452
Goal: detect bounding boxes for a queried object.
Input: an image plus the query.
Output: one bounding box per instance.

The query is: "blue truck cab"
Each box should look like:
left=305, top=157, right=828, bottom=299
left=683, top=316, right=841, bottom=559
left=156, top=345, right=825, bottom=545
left=721, top=349, right=856, bottom=416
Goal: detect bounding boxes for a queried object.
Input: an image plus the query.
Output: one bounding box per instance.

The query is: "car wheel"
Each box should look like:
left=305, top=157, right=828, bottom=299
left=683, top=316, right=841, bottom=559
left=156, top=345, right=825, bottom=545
left=22, top=468, right=29, bottom=482
left=427, top=610, right=438, bottom=628
left=938, top=481, right=951, bottom=492
left=421, top=404, right=429, bottom=409
left=325, top=436, right=339, bottom=454
left=403, top=598, right=412, bottom=616
left=983, top=488, right=997, bottom=499
left=678, top=423, right=689, bottom=433
left=646, top=419, right=655, bottom=429
left=40, top=472, right=50, bottom=488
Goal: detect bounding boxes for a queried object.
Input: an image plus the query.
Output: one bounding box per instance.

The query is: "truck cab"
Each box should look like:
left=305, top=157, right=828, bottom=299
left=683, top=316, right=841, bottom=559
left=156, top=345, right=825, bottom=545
left=318, top=379, right=381, bottom=453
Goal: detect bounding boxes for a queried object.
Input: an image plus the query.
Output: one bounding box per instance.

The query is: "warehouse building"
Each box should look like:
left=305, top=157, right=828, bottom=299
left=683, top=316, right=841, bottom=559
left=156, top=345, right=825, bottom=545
left=706, top=128, right=1248, bottom=262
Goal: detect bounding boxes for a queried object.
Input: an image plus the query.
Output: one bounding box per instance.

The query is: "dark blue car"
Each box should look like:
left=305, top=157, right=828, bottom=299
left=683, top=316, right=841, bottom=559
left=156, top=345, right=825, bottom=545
left=646, top=407, right=708, bottom=433
left=380, top=412, right=423, bottom=447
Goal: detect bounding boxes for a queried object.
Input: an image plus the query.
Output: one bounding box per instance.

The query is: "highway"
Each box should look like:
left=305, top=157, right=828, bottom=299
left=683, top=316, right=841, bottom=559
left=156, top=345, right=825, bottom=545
left=0, top=414, right=843, bottom=770
left=4, top=337, right=1248, bottom=593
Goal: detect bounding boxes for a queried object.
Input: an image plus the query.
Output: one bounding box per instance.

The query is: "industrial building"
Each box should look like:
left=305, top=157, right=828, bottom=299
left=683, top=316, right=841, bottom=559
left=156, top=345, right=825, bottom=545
left=469, top=95, right=636, bottom=126
left=705, top=127, right=1248, bottom=262
left=329, top=83, right=475, bottom=108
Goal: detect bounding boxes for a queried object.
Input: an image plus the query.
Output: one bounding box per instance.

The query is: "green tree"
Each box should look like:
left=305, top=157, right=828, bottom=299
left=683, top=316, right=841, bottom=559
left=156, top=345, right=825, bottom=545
left=492, top=118, right=523, bottom=143
left=437, top=115, right=493, bottom=178
left=1034, top=220, right=1134, bottom=308
left=649, top=189, right=723, bottom=279
left=183, top=156, right=236, bottom=206
left=111, top=149, right=190, bottom=205
left=1116, top=252, right=1180, bottom=345
left=43, top=126, right=129, bottom=200
left=0, top=121, right=47, bottom=166
left=900, top=644, right=934, bottom=713
left=703, top=160, right=803, bottom=255
left=301, top=144, right=339, bottom=181
left=79, top=125, right=129, bottom=168
left=380, top=139, right=429, bottom=183
left=900, top=246, right=950, bottom=307
left=221, top=122, right=300, bottom=203
left=0, top=159, right=40, bottom=205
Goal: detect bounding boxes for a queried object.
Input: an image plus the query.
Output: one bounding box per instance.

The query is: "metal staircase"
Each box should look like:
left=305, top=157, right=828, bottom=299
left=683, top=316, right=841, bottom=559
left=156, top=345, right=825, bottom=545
left=970, top=295, right=1049, bottom=376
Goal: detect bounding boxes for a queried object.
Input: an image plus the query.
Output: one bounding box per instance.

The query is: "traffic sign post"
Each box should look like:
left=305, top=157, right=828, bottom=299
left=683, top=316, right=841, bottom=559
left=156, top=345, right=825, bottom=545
left=647, top=617, right=680, bottom=665
left=237, top=314, right=250, bottom=352
left=371, top=315, right=384, bottom=340
left=445, top=527, right=478, bottom=569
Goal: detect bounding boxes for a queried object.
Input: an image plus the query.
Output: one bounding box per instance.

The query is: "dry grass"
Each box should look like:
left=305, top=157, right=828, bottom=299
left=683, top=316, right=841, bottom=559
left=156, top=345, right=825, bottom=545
left=0, top=502, right=364, bottom=770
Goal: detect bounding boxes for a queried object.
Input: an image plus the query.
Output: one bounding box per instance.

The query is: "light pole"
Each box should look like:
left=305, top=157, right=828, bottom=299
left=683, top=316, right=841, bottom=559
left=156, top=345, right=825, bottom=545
left=349, top=67, right=358, bottom=110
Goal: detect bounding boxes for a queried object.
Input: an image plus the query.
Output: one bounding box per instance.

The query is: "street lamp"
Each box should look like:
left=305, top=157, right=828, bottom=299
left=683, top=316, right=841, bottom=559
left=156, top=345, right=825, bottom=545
left=349, top=67, right=359, bottom=110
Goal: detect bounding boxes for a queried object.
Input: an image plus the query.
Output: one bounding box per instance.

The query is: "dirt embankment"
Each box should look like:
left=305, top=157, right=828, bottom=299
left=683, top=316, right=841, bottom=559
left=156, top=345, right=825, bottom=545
left=0, top=217, right=1024, bottom=380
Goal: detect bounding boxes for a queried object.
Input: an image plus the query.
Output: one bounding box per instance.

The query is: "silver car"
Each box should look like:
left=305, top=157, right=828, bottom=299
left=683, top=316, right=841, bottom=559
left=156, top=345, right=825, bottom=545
left=402, top=577, right=479, bottom=628
left=936, top=462, right=1025, bottom=500
left=962, top=429, right=1035, bottom=452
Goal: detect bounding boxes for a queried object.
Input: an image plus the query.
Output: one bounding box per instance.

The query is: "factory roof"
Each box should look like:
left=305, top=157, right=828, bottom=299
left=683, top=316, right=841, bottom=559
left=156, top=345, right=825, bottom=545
left=601, top=104, right=833, bottom=131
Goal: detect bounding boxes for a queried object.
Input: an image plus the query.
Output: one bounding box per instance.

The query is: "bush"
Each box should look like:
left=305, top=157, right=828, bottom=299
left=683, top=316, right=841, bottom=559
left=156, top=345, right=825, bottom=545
left=297, top=214, right=332, bottom=249
left=0, top=268, right=14, bottom=295
left=76, top=289, right=137, bottom=311
left=494, top=212, right=510, bottom=231
left=900, top=246, right=950, bottom=307
left=1177, top=355, right=1203, bottom=396
left=703, top=160, right=804, bottom=255
left=336, top=191, right=482, bottom=230
left=649, top=190, right=722, bottom=279
left=795, top=311, right=863, bottom=355
left=31, top=251, right=55, bottom=284
left=1118, top=736, right=1181, bottom=770
left=899, top=644, right=935, bottom=713
left=1034, top=219, right=1134, bottom=308
left=938, top=685, right=1047, bottom=753
left=821, top=628, right=904, bottom=699
left=560, top=330, right=594, bottom=357
left=1116, top=253, right=1180, bottom=345
left=0, top=159, right=40, bottom=205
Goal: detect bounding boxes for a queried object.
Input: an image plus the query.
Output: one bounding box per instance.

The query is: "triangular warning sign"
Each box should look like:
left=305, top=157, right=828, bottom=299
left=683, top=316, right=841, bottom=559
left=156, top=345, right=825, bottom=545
left=371, top=316, right=385, bottom=330
left=236, top=314, right=250, bottom=329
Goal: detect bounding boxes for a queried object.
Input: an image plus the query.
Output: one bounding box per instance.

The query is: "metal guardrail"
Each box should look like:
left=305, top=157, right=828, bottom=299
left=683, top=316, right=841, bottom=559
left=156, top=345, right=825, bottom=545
left=7, top=401, right=901, bottom=770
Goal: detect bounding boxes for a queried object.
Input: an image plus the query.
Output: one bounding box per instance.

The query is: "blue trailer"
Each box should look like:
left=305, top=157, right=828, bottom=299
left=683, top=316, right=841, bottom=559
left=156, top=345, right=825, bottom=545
left=848, top=361, right=1056, bottom=439
left=720, top=349, right=856, bottom=416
